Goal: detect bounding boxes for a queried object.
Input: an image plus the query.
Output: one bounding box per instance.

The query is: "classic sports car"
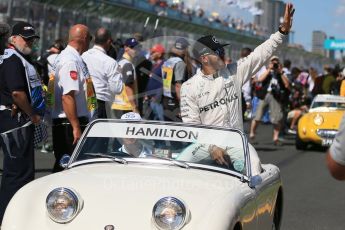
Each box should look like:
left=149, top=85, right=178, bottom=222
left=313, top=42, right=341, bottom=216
left=2, top=120, right=283, bottom=230
left=296, top=94, right=345, bottom=150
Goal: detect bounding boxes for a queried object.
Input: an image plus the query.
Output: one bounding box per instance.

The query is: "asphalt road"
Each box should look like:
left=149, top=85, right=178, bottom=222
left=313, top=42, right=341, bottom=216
left=245, top=123, right=345, bottom=230
left=1, top=122, right=345, bottom=229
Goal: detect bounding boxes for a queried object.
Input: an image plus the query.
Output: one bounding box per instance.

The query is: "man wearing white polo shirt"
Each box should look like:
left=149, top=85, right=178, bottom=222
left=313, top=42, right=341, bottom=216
left=49, top=24, right=96, bottom=172
left=82, top=28, right=123, bottom=118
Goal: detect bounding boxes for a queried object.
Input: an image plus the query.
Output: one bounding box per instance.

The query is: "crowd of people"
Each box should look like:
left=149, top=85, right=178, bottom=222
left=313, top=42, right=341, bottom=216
left=247, top=56, right=345, bottom=145
left=147, top=0, right=267, bottom=36
left=0, top=2, right=345, bottom=226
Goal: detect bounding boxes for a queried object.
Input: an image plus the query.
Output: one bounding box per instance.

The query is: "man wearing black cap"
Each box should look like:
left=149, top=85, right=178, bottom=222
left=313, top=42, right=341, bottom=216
left=180, top=3, right=294, bottom=166
left=0, top=21, right=43, bottom=223
left=112, top=37, right=140, bottom=118
left=181, top=3, right=294, bottom=131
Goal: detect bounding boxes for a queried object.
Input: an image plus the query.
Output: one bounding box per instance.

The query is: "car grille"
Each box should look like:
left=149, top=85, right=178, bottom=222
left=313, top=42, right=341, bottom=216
left=316, top=129, right=338, bottom=138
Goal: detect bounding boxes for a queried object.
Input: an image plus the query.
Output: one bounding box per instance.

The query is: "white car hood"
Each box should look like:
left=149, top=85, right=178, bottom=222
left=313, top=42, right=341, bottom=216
left=4, top=163, right=253, bottom=230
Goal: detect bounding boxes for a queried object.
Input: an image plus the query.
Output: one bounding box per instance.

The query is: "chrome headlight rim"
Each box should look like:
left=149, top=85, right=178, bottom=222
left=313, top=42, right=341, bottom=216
left=152, top=196, right=188, bottom=230
left=313, top=114, right=324, bottom=126
left=46, top=187, right=82, bottom=224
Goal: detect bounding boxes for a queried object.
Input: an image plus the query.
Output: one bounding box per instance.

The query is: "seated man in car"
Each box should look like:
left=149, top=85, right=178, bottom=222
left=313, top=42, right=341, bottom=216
left=118, top=112, right=152, bottom=157
left=118, top=137, right=152, bottom=157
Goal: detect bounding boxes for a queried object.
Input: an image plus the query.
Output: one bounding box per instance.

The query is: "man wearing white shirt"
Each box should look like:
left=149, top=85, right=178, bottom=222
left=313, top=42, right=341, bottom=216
left=82, top=28, right=123, bottom=118
left=327, top=115, right=345, bottom=180
left=50, top=24, right=96, bottom=172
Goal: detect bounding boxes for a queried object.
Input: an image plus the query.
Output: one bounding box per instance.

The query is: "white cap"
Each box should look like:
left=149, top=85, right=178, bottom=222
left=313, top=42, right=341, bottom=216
left=121, top=112, right=142, bottom=120
left=270, top=55, right=280, bottom=61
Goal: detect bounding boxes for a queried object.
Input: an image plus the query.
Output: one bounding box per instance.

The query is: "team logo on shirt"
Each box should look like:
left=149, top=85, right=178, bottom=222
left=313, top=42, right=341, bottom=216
left=224, top=82, right=234, bottom=95
left=212, top=36, right=219, bottom=44
left=70, top=71, right=78, bottom=80
left=199, top=93, right=239, bottom=113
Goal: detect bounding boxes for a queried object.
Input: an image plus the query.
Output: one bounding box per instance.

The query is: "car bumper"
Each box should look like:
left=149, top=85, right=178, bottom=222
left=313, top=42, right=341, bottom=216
left=298, top=128, right=338, bottom=146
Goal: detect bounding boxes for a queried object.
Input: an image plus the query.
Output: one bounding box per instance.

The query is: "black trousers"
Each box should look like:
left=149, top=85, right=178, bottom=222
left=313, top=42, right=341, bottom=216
left=162, top=97, right=181, bottom=122
left=52, top=117, right=88, bottom=172
left=97, top=99, right=107, bottom=119
left=0, top=110, right=34, bottom=224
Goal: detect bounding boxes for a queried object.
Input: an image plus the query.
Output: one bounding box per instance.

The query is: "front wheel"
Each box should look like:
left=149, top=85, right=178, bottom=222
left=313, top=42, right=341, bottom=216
left=295, top=133, right=307, bottom=150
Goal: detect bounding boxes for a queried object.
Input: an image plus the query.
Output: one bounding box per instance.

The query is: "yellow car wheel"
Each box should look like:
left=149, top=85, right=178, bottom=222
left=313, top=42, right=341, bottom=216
left=296, top=133, right=307, bottom=150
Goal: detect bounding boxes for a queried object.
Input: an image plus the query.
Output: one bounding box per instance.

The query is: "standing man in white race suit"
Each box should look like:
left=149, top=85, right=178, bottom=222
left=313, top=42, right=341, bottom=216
left=82, top=28, right=123, bottom=118
left=48, top=24, right=97, bottom=172
left=180, top=3, right=295, bottom=175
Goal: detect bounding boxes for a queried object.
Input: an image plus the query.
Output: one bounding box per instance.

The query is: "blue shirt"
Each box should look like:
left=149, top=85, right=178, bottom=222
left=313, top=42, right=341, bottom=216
left=145, top=59, right=164, bottom=99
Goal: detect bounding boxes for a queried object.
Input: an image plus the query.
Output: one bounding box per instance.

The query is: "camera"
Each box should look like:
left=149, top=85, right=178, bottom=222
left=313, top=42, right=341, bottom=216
left=273, top=63, right=279, bottom=69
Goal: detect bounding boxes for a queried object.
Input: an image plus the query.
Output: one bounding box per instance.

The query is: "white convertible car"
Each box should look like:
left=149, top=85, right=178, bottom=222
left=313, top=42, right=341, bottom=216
left=2, top=120, right=283, bottom=230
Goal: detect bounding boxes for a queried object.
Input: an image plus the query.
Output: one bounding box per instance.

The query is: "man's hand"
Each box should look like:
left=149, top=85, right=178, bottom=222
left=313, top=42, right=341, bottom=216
left=30, top=114, right=41, bottom=124
left=327, top=151, right=345, bottom=180
left=280, top=3, right=295, bottom=34
left=210, top=145, right=229, bottom=167
left=62, top=91, right=81, bottom=145
left=132, top=107, right=140, bottom=114
left=72, top=127, right=82, bottom=145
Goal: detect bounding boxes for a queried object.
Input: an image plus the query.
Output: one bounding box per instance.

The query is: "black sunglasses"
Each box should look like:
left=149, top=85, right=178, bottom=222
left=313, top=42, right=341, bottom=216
left=202, top=47, right=225, bottom=58
left=214, top=47, right=225, bottom=58
left=20, top=36, right=37, bottom=42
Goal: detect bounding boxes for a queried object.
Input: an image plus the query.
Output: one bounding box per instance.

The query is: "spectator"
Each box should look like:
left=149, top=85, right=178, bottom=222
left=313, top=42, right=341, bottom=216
left=111, top=38, right=140, bottom=118
left=162, top=37, right=193, bottom=122
left=283, top=59, right=292, bottom=82
left=0, top=22, right=10, bottom=54
left=332, top=67, right=345, bottom=96
left=132, top=33, right=153, bottom=116
left=322, top=66, right=336, bottom=94
left=307, top=67, right=318, bottom=98
left=287, top=80, right=308, bottom=134
left=0, top=21, right=42, bottom=223
left=249, top=56, right=290, bottom=145
left=36, top=39, right=65, bottom=86
left=49, top=24, right=95, bottom=172
left=107, top=38, right=123, bottom=61
left=82, top=27, right=123, bottom=118
left=340, top=68, right=345, bottom=97
left=252, top=64, right=271, bottom=124
left=239, top=47, right=253, bottom=120
left=144, top=44, right=165, bottom=120
left=326, top=114, right=345, bottom=180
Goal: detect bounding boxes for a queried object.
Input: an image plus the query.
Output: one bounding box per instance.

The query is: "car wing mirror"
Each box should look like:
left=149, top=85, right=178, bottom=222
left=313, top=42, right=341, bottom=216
left=59, top=154, right=71, bottom=169
left=249, top=175, right=262, bottom=188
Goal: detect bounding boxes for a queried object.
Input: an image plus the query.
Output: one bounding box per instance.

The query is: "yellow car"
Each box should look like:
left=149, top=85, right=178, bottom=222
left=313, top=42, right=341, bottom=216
left=296, top=94, right=345, bottom=150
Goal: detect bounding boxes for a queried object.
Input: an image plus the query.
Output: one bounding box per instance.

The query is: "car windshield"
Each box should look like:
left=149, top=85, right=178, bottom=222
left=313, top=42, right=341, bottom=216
left=311, top=101, right=345, bottom=109
left=72, top=120, right=247, bottom=175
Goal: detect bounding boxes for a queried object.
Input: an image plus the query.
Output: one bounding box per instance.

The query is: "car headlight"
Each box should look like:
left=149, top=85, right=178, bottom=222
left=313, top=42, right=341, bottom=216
left=152, top=197, right=188, bottom=230
left=46, top=187, right=83, bottom=223
left=313, top=114, right=324, bottom=126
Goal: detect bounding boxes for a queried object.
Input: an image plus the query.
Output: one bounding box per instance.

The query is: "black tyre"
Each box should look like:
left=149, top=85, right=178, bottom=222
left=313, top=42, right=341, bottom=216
left=295, top=133, right=307, bottom=150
